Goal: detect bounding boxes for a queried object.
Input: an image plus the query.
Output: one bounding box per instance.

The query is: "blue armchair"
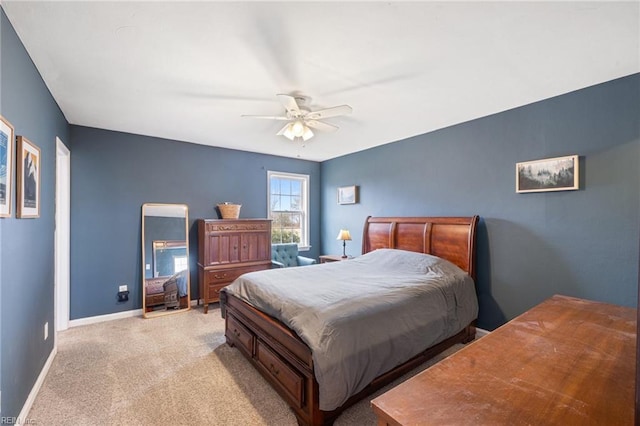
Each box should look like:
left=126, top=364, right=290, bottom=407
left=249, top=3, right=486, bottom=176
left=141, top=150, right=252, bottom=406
left=271, top=243, right=317, bottom=268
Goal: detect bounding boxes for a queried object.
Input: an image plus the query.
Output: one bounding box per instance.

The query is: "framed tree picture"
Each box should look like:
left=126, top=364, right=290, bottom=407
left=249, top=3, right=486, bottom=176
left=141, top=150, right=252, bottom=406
left=516, top=155, right=579, bottom=193
left=16, top=136, right=41, bottom=218
left=0, top=115, right=15, bottom=217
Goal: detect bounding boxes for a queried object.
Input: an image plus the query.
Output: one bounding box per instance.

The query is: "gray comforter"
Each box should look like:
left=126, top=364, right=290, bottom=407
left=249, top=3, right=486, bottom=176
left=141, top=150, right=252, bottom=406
left=224, top=248, right=478, bottom=411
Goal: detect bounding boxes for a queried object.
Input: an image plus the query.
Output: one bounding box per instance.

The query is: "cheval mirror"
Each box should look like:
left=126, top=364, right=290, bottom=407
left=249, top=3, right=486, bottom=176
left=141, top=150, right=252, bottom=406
left=141, top=203, right=190, bottom=318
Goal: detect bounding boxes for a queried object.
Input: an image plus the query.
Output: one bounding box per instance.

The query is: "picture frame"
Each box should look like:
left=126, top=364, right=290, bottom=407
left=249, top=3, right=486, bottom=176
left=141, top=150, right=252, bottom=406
left=16, top=136, right=41, bottom=218
left=337, top=185, right=358, bottom=204
left=516, top=154, right=579, bottom=193
left=0, top=115, right=15, bottom=217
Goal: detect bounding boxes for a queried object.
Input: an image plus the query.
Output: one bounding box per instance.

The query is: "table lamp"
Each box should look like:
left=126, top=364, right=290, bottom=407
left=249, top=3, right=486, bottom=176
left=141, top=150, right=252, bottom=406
left=336, top=229, right=352, bottom=258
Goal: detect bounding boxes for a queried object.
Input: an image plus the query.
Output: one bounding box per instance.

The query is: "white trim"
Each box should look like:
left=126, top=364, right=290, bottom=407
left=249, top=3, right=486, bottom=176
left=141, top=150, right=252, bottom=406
left=55, top=138, right=70, bottom=334
left=17, top=347, right=57, bottom=425
left=267, top=170, right=310, bottom=247
left=70, top=301, right=203, bottom=327
left=69, top=309, right=143, bottom=328
left=475, top=327, right=490, bottom=338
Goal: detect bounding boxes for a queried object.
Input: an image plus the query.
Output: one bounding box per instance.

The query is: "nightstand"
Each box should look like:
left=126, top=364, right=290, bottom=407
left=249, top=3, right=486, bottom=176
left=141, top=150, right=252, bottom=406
left=319, top=255, right=353, bottom=263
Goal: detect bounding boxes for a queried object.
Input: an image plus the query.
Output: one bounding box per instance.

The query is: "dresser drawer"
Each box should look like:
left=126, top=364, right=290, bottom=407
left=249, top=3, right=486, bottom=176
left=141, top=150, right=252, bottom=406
left=227, top=314, right=254, bottom=357
left=205, top=264, right=268, bottom=285
left=256, top=339, right=304, bottom=407
left=207, top=283, right=227, bottom=301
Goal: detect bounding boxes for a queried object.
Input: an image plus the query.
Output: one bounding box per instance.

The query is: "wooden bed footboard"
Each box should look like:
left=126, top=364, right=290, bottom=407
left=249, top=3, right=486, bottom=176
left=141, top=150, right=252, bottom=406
left=222, top=290, right=475, bottom=426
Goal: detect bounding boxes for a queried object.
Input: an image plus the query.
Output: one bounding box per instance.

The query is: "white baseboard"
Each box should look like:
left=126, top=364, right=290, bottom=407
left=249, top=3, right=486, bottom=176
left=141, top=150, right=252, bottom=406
left=475, top=327, right=490, bottom=338
left=68, top=302, right=203, bottom=328
left=18, top=346, right=57, bottom=425
left=69, top=309, right=143, bottom=328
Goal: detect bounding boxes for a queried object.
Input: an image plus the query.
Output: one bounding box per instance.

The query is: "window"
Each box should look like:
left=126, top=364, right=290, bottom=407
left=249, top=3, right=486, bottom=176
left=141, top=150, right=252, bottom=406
left=173, top=256, right=188, bottom=273
left=268, top=171, right=310, bottom=249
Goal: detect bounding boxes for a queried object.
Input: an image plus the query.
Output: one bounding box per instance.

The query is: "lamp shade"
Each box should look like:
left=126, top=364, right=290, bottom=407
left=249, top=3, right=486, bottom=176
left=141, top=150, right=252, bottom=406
left=336, top=229, right=352, bottom=241
left=282, top=123, right=296, bottom=141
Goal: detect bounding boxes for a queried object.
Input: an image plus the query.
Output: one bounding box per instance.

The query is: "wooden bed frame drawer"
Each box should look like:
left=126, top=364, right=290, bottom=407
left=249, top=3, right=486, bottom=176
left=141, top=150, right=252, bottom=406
left=256, top=339, right=305, bottom=408
left=227, top=314, right=254, bottom=357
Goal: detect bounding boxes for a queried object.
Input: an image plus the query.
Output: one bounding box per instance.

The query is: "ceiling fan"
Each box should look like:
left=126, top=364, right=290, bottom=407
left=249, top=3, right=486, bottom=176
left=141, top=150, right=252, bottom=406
left=242, top=94, right=352, bottom=142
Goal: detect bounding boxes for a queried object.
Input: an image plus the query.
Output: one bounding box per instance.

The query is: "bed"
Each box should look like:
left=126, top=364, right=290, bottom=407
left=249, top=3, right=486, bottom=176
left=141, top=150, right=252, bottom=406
left=220, top=216, right=479, bottom=425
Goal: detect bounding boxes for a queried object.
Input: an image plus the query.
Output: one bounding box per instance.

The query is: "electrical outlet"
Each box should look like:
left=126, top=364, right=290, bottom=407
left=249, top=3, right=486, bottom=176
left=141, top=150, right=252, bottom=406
left=119, top=284, right=128, bottom=292
left=44, top=322, right=49, bottom=340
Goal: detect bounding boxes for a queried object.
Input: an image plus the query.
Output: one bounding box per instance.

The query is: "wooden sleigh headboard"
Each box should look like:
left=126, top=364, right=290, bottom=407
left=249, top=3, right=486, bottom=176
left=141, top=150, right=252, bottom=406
left=362, top=216, right=480, bottom=280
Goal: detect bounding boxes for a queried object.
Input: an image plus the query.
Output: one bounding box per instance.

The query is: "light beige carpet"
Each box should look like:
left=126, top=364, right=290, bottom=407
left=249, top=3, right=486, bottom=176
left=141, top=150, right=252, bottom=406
left=27, top=306, right=464, bottom=425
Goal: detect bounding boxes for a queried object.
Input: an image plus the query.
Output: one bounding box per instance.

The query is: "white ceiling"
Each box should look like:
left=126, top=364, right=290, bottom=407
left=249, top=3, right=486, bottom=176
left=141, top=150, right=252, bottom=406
left=2, top=1, right=639, bottom=161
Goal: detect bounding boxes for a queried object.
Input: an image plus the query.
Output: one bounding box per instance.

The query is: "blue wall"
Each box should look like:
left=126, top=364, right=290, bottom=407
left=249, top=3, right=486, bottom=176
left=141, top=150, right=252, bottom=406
left=0, top=9, right=71, bottom=418
left=69, top=126, right=320, bottom=319
left=321, top=74, right=640, bottom=330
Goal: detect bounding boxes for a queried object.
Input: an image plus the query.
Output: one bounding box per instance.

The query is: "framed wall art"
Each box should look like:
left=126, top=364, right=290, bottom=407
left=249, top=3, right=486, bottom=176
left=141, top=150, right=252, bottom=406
left=337, top=185, right=358, bottom=205
left=16, top=136, right=41, bottom=218
left=516, top=154, right=579, bottom=193
left=0, top=115, right=15, bottom=217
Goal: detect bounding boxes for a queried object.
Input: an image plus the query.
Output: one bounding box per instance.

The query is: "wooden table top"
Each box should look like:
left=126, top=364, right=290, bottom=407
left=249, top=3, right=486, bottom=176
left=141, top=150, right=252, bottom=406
left=319, top=254, right=353, bottom=262
left=371, top=295, right=637, bottom=426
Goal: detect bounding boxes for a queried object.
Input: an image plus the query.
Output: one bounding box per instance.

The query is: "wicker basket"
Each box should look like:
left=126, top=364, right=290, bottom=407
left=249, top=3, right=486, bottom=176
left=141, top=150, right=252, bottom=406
left=217, top=203, right=241, bottom=219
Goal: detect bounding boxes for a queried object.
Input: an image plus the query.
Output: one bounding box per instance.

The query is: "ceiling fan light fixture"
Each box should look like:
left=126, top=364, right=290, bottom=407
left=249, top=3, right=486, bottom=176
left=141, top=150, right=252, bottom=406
left=282, top=123, right=296, bottom=140
left=292, top=120, right=305, bottom=137
left=282, top=120, right=314, bottom=142
left=302, top=126, right=314, bottom=141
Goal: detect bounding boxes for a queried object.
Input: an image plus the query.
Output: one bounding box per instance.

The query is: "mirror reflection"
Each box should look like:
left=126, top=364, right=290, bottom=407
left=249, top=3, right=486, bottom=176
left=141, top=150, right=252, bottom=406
left=142, top=203, right=190, bottom=318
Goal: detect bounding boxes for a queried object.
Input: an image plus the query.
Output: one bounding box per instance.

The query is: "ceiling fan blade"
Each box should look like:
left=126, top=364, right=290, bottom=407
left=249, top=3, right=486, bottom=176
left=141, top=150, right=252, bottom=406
left=276, top=94, right=302, bottom=116
left=305, top=105, right=352, bottom=120
left=241, top=114, right=289, bottom=120
left=306, top=120, right=338, bottom=132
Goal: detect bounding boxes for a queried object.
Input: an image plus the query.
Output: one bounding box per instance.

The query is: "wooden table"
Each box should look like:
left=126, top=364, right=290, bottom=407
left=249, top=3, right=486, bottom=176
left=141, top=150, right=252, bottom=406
left=371, top=295, right=637, bottom=425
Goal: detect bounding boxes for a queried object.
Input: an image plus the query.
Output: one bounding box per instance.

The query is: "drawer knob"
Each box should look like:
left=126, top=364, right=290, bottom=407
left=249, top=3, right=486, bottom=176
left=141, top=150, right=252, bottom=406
left=214, top=273, right=227, bottom=279
left=233, top=328, right=241, bottom=337
left=269, top=363, right=279, bottom=376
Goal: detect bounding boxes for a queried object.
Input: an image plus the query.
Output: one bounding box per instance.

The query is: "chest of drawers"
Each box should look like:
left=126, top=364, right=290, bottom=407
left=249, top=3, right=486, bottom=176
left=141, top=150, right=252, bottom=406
left=197, top=218, right=272, bottom=313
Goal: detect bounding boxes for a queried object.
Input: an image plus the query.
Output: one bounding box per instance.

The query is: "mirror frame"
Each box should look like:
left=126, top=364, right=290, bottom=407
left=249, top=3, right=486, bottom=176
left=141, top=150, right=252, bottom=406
left=141, top=203, right=190, bottom=318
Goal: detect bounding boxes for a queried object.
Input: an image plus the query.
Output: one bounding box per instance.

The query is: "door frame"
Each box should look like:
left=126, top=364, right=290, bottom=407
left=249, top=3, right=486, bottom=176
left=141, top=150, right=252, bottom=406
left=55, top=137, right=70, bottom=334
